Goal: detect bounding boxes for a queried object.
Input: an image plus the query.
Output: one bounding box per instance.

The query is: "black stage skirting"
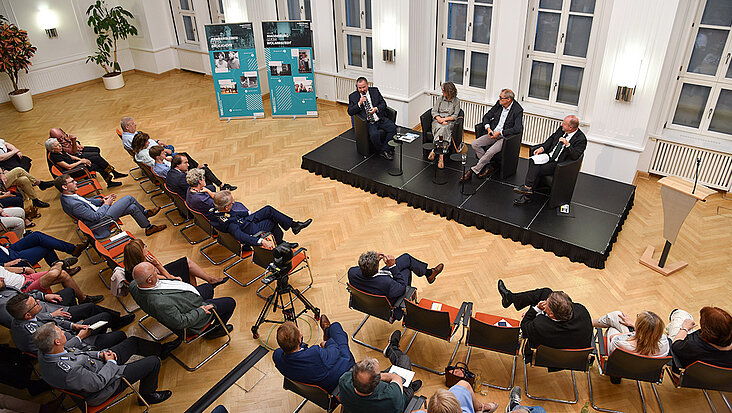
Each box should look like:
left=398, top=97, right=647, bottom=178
left=301, top=128, right=635, bottom=269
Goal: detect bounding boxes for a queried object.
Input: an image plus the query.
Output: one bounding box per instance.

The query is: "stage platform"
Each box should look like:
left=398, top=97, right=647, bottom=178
left=301, top=127, right=635, bottom=269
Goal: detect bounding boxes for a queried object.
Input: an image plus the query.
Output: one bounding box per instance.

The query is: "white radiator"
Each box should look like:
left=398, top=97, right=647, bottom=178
left=335, top=76, right=372, bottom=103
left=649, top=140, right=732, bottom=191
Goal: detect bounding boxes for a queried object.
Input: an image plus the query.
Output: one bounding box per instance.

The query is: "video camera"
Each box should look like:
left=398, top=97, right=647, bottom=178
left=261, top=241, right=298, bottom=285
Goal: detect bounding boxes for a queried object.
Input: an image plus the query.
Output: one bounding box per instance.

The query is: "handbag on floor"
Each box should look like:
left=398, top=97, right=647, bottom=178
left=444, top=362, right=475, bottom=387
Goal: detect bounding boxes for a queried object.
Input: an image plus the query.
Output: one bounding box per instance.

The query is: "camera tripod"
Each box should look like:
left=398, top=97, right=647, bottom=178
left=251, top=273, right=320, bottom=339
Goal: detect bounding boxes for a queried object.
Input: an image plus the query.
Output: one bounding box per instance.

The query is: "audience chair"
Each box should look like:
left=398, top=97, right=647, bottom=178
left=352, top=106, right=397, bottom=157
left=75, top=214, right=123, bottom=264
left=283, top=377, right=340, bottom=413
left=57, top=376, right=149, bottom=413
left=346, top=283, right=416, bottom=352
left=135, top=161, right=165, bottom=196
left=47, top=153, right=103, bottom=196
left=401, top=298, right=468, bottom=375
left=255, top=245, right=313, bottom=304
left=473, top=120, right=523, bottom=179
left=162, top=182, right=192, bottom=227
left=420, top=108, right=465, bottom=159
left=666, top=359, right=732, bottom=412
left=531, top=149, right=584, bottom=208
left=216, top=231, right=257, bottom=286
left=116, top=129, right=143, bottom=181
left=588, top=329, right=671, bottom=413
left=180, top=201, right=213, bottom=245
left=464, top=311, right=521, bottom=390
left=523, top=344, right=594, bottom=405
left=166, top=308, right=231, bottom=371
left=145, top=167, right=174, bottom=209
left=340, top=394, right=425, bottom=413
left=89, top=227, right=136, bottom=309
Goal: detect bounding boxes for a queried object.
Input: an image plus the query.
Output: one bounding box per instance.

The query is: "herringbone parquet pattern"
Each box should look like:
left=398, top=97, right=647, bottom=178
left=0, top=70, right=730, bottom=412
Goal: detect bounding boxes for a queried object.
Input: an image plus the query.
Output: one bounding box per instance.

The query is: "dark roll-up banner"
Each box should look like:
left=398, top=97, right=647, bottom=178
left=205, top=23, right=264, bottom=119
left=262, top=21, right=317, bottom=118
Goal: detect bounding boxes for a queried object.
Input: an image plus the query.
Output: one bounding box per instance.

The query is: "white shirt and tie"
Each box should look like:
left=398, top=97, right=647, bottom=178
left=361, top=91, right=380, bottom=122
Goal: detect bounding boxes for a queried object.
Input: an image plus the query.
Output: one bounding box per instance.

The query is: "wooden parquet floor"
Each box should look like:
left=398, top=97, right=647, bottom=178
left=0, top=70, right=730, bottom=412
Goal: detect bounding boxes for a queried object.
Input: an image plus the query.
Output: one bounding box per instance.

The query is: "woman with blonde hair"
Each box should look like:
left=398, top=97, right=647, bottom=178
left=122, top=239, right=225, bottom=286
left=420, top=381, right=498, bottom=413
left=593, top=310, right=669, bottom=356
left=429, top=82, right=461, bottom=169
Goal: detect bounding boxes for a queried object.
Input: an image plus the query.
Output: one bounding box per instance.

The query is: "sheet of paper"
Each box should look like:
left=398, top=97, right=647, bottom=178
left=430, top=302, right=443, bottom=311
left=530, top=153, right=550, bottom=165
left=89, top=320, right=108, bottom=330
left=108, top=232, right=128, bottom=243
left=388, top=365, right=415, bottom=387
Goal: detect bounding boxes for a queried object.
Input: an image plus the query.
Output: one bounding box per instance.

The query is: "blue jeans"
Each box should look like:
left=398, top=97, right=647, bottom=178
left=5, top=231, right=75, bottom=266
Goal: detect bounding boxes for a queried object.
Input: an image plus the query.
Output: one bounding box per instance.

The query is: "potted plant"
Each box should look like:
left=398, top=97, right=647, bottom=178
left=0, top=15, right=37, bottom=112
left=85, top=0, right=137, bottom=90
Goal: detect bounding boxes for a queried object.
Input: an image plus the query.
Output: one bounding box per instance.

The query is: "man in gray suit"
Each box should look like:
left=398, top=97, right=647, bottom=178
left=34, top=323, right=172, bottom=406
left=54, top=174, right=166, bottom=238
left=129, top=262, right=235, bottom=338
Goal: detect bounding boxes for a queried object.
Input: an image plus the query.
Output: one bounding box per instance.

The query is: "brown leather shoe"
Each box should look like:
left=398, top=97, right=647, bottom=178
left=144, top=207, right=161, bottom=218
left=71, top=240, right=91, bottom=257
left=478, top=165, right=495, bottom=179
left=427, top=263, right=444, bottom=284
left=319, top=314, right=331, bottom=341
left=459, top=169, right=473, bottom=182
left=145, top=224, right=167, bottom=236
left=66, top=266, right=82, bottom=277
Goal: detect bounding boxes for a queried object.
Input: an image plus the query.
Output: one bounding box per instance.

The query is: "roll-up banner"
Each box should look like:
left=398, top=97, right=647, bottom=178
left=205, top=23, right=265, bottom=119
left=262, top=21, right=317, bottom=118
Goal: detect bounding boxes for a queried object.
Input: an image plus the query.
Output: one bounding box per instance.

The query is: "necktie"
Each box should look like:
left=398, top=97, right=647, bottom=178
left=362, top=94, right=375, bottom=123
left=549, top=133, right=567, bottom=161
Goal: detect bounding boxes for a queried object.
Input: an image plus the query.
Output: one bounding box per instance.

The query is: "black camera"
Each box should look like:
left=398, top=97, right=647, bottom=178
left=262, top=241, right=298, bottom=284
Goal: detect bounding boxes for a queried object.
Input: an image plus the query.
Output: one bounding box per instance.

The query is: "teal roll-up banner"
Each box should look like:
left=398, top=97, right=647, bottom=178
left=262, top=21, right=317, bottom=118
left=205, top=23, right=264, bottom=119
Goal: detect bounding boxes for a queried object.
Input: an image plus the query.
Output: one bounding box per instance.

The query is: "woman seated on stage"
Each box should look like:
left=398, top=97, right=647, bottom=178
left=593, top=310, right=669, bottom=357
left=428, top=81, right=461, bottom=169
left=122, top=239, right=225, bottom=286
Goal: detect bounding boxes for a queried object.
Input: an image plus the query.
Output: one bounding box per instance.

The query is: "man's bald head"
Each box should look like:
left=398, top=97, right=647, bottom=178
left=49, top=128, right=63, bottom=139
left=132, top=261, right=158, bottom=287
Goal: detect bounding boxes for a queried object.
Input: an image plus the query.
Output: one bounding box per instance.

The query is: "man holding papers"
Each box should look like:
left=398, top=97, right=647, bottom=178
left=513, top=115, right=586, bottom=206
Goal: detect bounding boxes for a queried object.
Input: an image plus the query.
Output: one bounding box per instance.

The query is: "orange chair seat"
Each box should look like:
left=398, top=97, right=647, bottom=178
left=473, top=312, right=520, bottom=328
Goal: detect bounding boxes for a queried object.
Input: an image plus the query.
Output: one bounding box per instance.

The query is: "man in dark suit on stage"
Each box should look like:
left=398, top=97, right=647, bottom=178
left=462, top=89, right=524, bottom=181
left=497, top=280, right=592, bottom=362
left=513, top=115, right=587, bottom=206
left=347, top=251, right=443, bottom=313
left=347, top=77, right=397, bottom=160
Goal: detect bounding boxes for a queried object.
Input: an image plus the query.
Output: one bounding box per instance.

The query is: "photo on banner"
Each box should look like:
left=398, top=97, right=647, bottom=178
left=205, top=23, right=264, bottom=119
left=262, top=21, right=317, bottom=118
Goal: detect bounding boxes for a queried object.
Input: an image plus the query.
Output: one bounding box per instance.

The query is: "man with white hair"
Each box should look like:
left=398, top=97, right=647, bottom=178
left=119, top=116, right=173, bottom=154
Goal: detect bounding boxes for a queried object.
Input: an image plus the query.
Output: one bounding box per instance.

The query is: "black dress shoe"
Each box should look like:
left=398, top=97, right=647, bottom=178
left=111, top=170, right=128, bottom=178
left=160, top=337, right=182, bottom=360
left=221, top=183, right=237, bottom=191
left=111, top=313, right=135, bottom=329
left=291, top=218, right=312, bottom=235
left=105, top=180, right=122, bottom=188
left=211, top=277, right=229, bottom=287
left=80, top=295, right=104, bottom=304
left=513, top=195, right=531, bottom=206
left=32, top=199, right=50, bottom=208
left=38, top=180, right=54, bottom=191
left=497, top=280, right=512, bottom=309
left=380, top=151, right=394, bottom=160
left=409, top=380, right=423, bottom=392
left=513, top=185, right=533, bottom=195
left=52, top=257, right=79, bottom=269
left=205, top=324, right=233, bottom=339
left=138, top=390, right=172, bottom=405
left=383, top=330, right=401, bottom=357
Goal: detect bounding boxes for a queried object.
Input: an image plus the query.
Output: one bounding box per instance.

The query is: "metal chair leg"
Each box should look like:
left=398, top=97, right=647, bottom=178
left=224, top=257, right=265, bottom=286
left=129, top=165, right=143, bottom=180
left=180, top=223, right=211, bottom=245
left=350, top=314, right=405, bottom=353
left=293, top=399, right=308, bottom=413
left=138, top=314, right=174, bottom=342
left=637, top=380, right=647, bottom=413
left=165, top=208, right=192, bottom=227
left=150, top=191, right=173, bottom=208
left=650, top=383, right=664, bottom=413
left=169, top=311, right=231, bottom=371
left=200, top=240, right=236, bottom=265
left=138, top=178, right=159, bottom=194
left=587, top=369, right=622, bottom=413
left=404, top=329, right=462, bottom=376
left=464, top=346, right=517, bottom=391
left=721, top=391, right=730, bottom=411
left=523, top=360, right=579, bottom=404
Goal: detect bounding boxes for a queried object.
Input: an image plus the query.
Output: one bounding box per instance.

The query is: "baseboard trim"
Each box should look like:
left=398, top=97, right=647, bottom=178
left=633, top=170, right=650, bottom=185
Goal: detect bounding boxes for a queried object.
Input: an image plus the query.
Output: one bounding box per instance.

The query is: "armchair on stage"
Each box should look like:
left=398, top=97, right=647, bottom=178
left=420, top=108, right=465, bottom=158
left=353, top=106, right=397, bottom=156
left=474, top=121, right=523, bottom=179
left=531, top=145, right=584, bottom=208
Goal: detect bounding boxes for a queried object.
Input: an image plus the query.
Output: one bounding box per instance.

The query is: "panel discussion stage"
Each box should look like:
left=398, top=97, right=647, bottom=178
left=301, top=126, right=635, bottom=269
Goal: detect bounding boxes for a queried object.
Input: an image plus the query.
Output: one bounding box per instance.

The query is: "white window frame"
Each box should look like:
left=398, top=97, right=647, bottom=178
left=436, top=0, right=494, bottom=95
left=666, top=1, right=732, bottom=140
left=336, top=0, right=373, bottom=73
left=277, top=0, right=312, bottom=21
left=209, top=0, right=226, bottom=24
left=519, top=0, right=602, bottom=111
left=170, top=0, right=199, bottom=46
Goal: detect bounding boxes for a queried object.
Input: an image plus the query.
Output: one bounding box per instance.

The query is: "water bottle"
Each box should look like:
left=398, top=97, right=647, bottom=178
left=473, top=371, right=482, bottom=393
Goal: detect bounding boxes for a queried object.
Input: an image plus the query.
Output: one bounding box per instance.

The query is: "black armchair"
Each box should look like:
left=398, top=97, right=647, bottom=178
left=421, top=108, right=465, bottom=158
left=474, top=121, right=522, bottom=179
left=531, top=147, right=584, bottom=208
left=353, top=106, right=397, bottom=156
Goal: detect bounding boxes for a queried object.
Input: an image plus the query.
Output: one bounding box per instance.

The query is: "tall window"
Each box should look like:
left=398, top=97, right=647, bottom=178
left=440, top=0, right=493, bottom=90
left=669, top=0, right=732, bottom=138
left=284, top=0, right=312, bottom=21
left=171, top=0, right=199, bottom=45
left=209, top=0, right=226, bottom=24
left=338, top=0, right=373, bottom=71
left=522, top=0, right=597, bottom=107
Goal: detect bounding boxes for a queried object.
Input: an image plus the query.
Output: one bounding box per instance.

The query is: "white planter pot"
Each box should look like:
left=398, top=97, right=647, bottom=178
left=8, top=89, right=33, bottom=112
left=102, top=72, right=125, bottom=90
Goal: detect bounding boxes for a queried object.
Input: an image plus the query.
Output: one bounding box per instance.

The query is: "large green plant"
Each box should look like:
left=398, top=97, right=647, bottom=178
left=0, top=15, right=37, bottom=94
left=85, top=0, right=137, bottom=75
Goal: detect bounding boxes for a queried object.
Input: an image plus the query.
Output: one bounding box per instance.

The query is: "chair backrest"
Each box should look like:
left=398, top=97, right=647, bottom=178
left=352, top=114, right=372, bottom=157
left=467, top=316, right=521, bottom=355
left=347, top=283, right=395, bottom=322
left=603, top=349, right=671, bottom=383
left=138, top=162, right=161, bottom=186
left=403, top=299, right=453, bottom=341
left=115, top=129, right=123, bottom=138
left=164, top=183, right=190, bottom=218
left=678, top=361, right=732, bottom=392
left=451, top=109, right=465, bottom=148
left=533, top=346, right=593, bottom=372
left=383, top=106, right=397, bottom=122
left=547, top=154, right=584, bottom=208
left=217, top=231, right=245, bottom=256
left=499, top=132, right=523, bottom=179
left=185, top=201, right=214, bottom=234
left=420, top=109, right=433, bottom=143
left=283, top=377, right=337, bottom=411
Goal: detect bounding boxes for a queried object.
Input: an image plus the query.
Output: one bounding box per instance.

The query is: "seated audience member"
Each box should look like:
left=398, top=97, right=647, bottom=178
left=6, top=293, right=124, bottom=353
left=49, top=127, right=126, bottom=179
left=56, top=174, right=167, bottom=237
left=428, top=81, right=461, bottom=169
left=34, top=323, right=173, bottom=406
left=166, top=154, right=235, bottom=200
left=185, top=168, right=217, bottom=214
left=0, top=205, right=34, bottom=238
left=497, top=280, right=592, bottom=360
left=462, top=89, right=524, bottom=182
left=513, top=115, right=586, bottom=206
left=0, top=166, right=52, bottom=208
left=45, top=138, right=122, bottom=188
left=273, top=315, right=355, bottom=393
left=0, top=280, right=131, bottom=329
left=0, top=230, right=87, bottom=267
left=593, top=310, right=669, bottom=357
left=211, top=190, right=311, bottom=248
left=132, top=132, right=171, bottom=168
left=0, top=342, right=52, bottom=395
left=129, top=262, right=236, bottom=338
left=120, top=116, right=173, bottom=154
left=0, top=138, right=32, bottom=171
left=419, top=384, right=498, bottom=413
left=506, top=386, right=546, bottom=413
left=338, top=330, right=422, bottom=413
left=123, top=239, right=224, bottom=286
left=347, top=77, right=397, bottom=160
left=0, top=188, right=24, bottom=208
left=347, top=251, right=443, bottom=309
left=0, top=261, right=102, bottom=304
left=150, top=145, right=171, bottom=177
left=667, top=306, right=732, bottom=368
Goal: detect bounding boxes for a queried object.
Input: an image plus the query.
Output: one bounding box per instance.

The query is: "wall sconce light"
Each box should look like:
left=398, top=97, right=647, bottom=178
left=37, top=7, right=58, bottom=38
left=382, top=49, right=396, bottom=62
left=615, top=58, right=642, bottom=103
left=381, top=19, right=397, bottom=63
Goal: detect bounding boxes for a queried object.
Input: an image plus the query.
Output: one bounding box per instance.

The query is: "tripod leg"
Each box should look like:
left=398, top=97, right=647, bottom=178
left=291, top=288, right=320, bottom=319
left=251, top=292, right=278, bottom=339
